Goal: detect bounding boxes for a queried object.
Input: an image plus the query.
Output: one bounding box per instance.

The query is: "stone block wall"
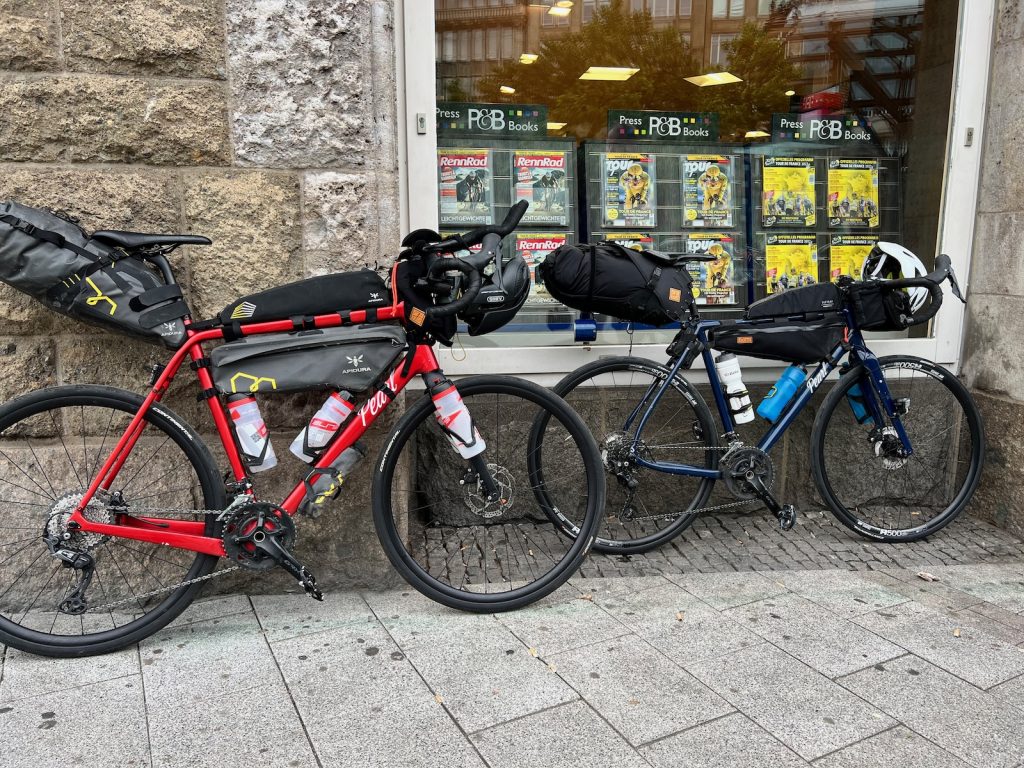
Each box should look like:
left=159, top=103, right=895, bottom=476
left=962, top=0, right=1024, bottom=538
left=0, top=0, right=403, bottom=588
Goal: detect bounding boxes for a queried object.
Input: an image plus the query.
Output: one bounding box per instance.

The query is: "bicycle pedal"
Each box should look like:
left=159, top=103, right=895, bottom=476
left=776, top=505, right=798, bottom=531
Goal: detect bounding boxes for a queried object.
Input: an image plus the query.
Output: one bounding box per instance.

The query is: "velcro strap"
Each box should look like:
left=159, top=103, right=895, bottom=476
left=365, top=307, right=378, bottom=323
left=290, top=315, right=317, bottom=331
left=222, top=322, right=244, bottom=342
left=189, top=357, right=212, bottom=371
left=196, top=387, right=218, bottom=401
left=130, top=284, right=183, bottom=310
left=138, top=301, right=190, bottom=329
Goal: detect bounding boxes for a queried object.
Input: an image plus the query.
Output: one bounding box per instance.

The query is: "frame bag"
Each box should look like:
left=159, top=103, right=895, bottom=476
left=745, top=283, right=842, bottom=320
left=211, top=325, right=407, bottom=395
left=713, top=316, right=847, bottom=365
left=538, top=242, right=692, bottom=326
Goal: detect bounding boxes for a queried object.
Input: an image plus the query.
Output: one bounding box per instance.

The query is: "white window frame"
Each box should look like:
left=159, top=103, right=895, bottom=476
left=396, top=0, right=994, bottom=378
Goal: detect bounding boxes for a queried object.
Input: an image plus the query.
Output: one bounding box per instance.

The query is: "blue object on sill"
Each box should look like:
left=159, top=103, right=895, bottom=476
left=574, top=316, right=597, bottom=343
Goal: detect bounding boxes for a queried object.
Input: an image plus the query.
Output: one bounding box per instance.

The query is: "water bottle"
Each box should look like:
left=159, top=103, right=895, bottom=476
left=290, top=391, right=355, bottom=463
left=428, top=377, right=487, bottom=458
left=846, top=382, right=871, bottom=424
left=227, top=395, right=277, bottom=472
left=756, top=365, right=807, bottom=423
left=714, top=353, right=754, bottom=425
left=300, top=441, right=367, bottom=516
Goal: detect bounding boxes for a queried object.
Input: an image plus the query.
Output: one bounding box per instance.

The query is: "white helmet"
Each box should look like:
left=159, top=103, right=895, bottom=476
left=861, top=242, right=929, bottom=312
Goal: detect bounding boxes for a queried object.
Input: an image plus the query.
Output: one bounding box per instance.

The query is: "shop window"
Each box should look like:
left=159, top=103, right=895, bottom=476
left=710, top=33, right=737, bottom=66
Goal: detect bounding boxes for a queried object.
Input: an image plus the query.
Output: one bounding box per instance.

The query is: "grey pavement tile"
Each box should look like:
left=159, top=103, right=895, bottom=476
left=167, top=594, right=254, bottom=628
left=148, top=681, right=317, bottom=768
left=0, top=675, right=148, bottom=768
left=686, top=643, right=894, bottom=761
left=724, top=592, right=903, bottom=678
left=548, top=635, right=732, bottom=746
left=924, top=564, right=1024, bottom=612
left=990, top=673, right=1024, bottom=715
left=640, top=712, right=810, bottom=768
left=140, top=610, right=284, bottom=705
left=496, top=594, right=631, bottom=657
left=853, top=601, right=1024, bottom=689
left=770, top=569, right=910, bottom=617
left=840, top=655, right=1024, bottom=768
left=814, top=725, right=972, bottom=768
left=472, top=699, right=649, bottom=768
left=666, top=570, right=785, bottom=610
left=0, top=643, right=138, bottom=703
left=597, top=582, right=763, bottom=666
left=400, top=617, right=578, bottom=733
left=859, top=569, right=985, bottom=613
left=273, top=621, right=486, bottom=768
left=251, top=590, right=376, bottom=643
left=962, top=600, right=1024, bottom=635
left=362, top=587, right=507, bottom=650
left=568, top=575, right=672, bottom=598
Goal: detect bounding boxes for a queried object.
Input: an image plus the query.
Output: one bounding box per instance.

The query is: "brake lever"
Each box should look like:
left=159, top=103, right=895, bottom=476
left=947, top=266, right=965, bottom=303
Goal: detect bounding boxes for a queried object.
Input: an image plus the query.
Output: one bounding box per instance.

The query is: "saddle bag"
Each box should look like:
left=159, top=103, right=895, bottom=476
left=537, top=242, right=692, bottom=326
left=843, top=280, right=914, bottom=331
left=211, top=325, right=407, bottom=395
left=0, top=200, right=188, bottom=347
left=712, top=316, right=846, bottom=365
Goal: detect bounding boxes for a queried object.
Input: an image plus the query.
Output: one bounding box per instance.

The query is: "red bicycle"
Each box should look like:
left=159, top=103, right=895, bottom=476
left=0, top=201, right=604, bottom=657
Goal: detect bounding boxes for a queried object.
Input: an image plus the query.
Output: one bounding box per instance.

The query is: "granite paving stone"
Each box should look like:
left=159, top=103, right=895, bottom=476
left=251, top=590, right=377, bottom=643
left=840, top=655, right=1024, bottom=768
left=496, top=593, right=632, bottom=657
left=923, top=564, right=1024, bottom=612
left=813, top=725, right=972, bottom=768
left=640, top=712, right=810, bottom=768
left=686, top=643, right=895, bottom=760
left=547, top=635, right=733, bottom=746
left=0, top=643, right=138, bottom=703
left=666, top=570, right=785, bottom=610
left=769, top=569, right=910, bottom=617
left=989, top=673, right=1024, bottom=715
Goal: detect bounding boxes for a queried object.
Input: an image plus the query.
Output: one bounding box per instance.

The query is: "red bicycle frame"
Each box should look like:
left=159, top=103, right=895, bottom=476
left=65, top=302, right=440, bottom=558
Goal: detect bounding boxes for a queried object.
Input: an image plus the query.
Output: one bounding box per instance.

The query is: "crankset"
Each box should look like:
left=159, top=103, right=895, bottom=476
left=719, top=446, right=798, bottom=530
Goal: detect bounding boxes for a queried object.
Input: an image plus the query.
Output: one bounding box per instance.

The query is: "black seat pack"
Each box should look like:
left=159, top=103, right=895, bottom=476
left=211, top=325, right=407, bottom=395
left=745, top=283, right=842, bottom=320
left=0, top=200, right=190, bottom=347
left=537, top=242, right=692, bottom=326
left=219, top=270, right=389, bottom=324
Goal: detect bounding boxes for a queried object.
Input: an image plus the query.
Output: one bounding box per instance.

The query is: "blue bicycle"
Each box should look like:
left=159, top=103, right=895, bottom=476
left=535, top=253, right=983, bottom=553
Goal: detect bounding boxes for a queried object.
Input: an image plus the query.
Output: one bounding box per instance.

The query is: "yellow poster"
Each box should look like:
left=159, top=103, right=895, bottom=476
left=827, top=158, right=879, bottom=228
left=764, top=234, right=818, bottom=294
left=829, top=235, right=878, bottom=281
left=762, top=156, right=815, bottom=228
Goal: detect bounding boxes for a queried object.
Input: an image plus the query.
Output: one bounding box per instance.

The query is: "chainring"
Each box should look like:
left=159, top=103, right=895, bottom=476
left=720, top=446, right=775, bottom=500
left=221, top=502, right=296, bottom=572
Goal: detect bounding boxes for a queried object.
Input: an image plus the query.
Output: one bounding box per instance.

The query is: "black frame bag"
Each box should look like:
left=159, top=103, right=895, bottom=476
left=219, top=269, right=389, bottom=325
left=713, top=316, right=847, bottom=365
left=538, top=242, right=692, bottom=326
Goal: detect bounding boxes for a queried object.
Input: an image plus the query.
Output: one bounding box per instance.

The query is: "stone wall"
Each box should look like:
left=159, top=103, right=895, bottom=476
left=0, top=0, right=404, bottom=588
left=962, top=0, right=1024, bottom=538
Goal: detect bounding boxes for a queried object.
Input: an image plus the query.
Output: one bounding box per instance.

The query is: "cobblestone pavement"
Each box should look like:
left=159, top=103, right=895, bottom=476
left=4, top=558, right=1024, bottom=768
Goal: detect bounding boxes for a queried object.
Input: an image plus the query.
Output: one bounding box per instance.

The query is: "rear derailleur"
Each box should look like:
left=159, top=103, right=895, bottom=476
left=42, top=538, right=96, bottom=615
left=221, top=502, right=323, bottom=600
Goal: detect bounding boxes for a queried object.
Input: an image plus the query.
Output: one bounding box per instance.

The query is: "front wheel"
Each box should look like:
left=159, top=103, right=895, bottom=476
left=810, top=356, right=984, bottom=542
left=372, top=376, right=604, bottom=612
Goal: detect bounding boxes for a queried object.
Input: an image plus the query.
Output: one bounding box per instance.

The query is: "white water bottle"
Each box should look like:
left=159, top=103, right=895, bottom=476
left=227, top=395, right=278, bottom=471
left=715, top=353, right=755, bottom=425
left=300, top=441, right=367, bottom=516
left=429, top=379, right=486, bottom=459
left=290, top=391, right=355, bottom=463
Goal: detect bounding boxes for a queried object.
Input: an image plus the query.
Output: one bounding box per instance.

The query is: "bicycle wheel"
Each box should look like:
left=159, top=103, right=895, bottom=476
left=811, top=356, right=984, bottom=542
left=372, top=375, right=604, bottom=611
left=543, top=357, right=719, bottom=554
left=0, top=385, right=224, bottom=657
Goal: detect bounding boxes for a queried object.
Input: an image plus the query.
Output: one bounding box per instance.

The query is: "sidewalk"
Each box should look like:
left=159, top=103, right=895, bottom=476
left=3, top=558, right=1024, bottom=767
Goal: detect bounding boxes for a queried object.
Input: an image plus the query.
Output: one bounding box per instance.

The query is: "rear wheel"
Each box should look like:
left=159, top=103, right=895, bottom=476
left=372, top=376, right=604, bottom=611
left=0, top=386, right=224, bottom=657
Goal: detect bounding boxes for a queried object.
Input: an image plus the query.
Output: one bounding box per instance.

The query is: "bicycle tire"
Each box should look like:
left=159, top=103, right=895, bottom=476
left=539, top=357, right=719, bottom=554
left=371, top=375, right=604, bottom=612
left=810, top=356, right=984, bottom=542
left=0, top=385, right=224, bottom=657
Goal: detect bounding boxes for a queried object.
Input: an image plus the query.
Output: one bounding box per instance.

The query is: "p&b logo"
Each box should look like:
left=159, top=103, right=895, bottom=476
left=810, top=119, right=843, bottom=141
left=648, top=116, right=682, bottom=137
left=468, top=108, right=506, bottom=132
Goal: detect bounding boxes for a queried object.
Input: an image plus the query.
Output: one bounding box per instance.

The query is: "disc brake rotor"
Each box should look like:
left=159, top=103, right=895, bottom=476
left=874, top=426, right=909, bottom=470
left=465, top=464, right=515, bottom=519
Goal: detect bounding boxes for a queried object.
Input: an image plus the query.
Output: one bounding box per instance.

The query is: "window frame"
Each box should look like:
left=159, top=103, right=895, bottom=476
left=396, top=0, right=994, bottom=377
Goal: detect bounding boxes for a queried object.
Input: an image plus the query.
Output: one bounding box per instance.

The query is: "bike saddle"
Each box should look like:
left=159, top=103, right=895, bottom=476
left=92, top=231, right=212, bottom=249
left=642, top=249, right=717, bottom=263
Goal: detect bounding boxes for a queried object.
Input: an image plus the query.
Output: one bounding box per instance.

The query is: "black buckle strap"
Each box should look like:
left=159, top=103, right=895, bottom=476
left=138, top=300, right=190, bottom=329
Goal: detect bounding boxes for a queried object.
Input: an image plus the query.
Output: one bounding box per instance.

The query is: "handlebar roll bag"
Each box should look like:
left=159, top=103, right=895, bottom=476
left=537, top=242, right=693, bottom=326
left=211, top=325, right=407, bottom=395
left=0, top=200, right=188, bottom=348
left=843, top=280, right=914, bottom=331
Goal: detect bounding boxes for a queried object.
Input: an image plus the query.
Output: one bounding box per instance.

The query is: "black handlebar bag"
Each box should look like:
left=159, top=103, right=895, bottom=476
left=538, top=242, right=693, bottom=326
left=0, top=201, right=189, bottom=348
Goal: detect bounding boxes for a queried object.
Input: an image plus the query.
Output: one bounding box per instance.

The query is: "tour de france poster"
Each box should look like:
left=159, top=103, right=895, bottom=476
left=682, top=232, right=737, bottom=305
left=512, top=150, right=569, bottom=227
left=761, top=156, right=816, bottom=228
left=602, top=153, right=657, bottom=228
left=437, top=148, right=494, bottom=226
left=515, top=232, right=567, bottom=304
left=827, top=158, right=880, bottom=228
left=829, top=234, right=879, bottom=281
left=683, top=154, right=735, bottom=228
left=764, top=233, right=818, bottom=294
left=603, top=232, right=653, bottom=252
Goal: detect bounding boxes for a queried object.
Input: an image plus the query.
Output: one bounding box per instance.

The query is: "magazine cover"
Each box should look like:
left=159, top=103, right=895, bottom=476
left=603, top=232, right=653, bottom=252
left=829, top=234, right=878, bottom=281
left=513, top=150, right=569, bottom=226
left=683, top=233, right=736, bottom=305
left=683, top=155, right=734, bottom=228
left=827, top=158, right=879, bottom=228
left=761, top=156, right=815, bottom=228
left=515, top=232, right=566, bottom=304
left=602, top=153, right=657, bottom=228
left=437, top=149, right=493, bottom=226
left=764, top=233, right=818, bottom=294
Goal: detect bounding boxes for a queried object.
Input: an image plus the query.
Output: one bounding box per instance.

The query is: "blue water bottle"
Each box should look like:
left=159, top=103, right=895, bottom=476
left=846, top=382, right=871, bottom=424
left=756, top=365, right=807, bottom=423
